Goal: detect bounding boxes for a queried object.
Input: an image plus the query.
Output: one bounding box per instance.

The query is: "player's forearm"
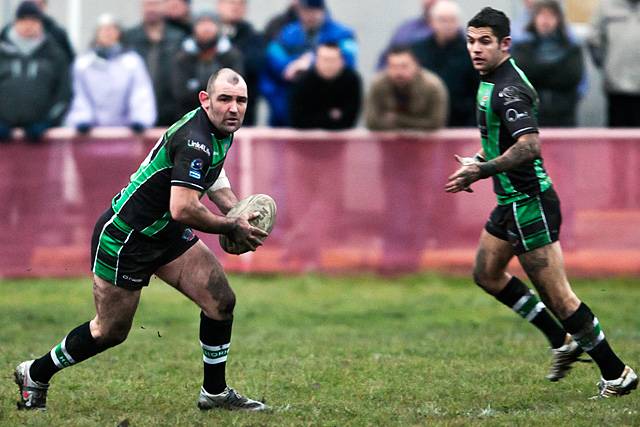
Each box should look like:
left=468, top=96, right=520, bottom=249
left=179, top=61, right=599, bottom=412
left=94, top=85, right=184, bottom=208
left=208, top=188, right=238, bottom=215
left=171, top=199, right=236, bottom=234
left=478, top=135, right=540, bottom=178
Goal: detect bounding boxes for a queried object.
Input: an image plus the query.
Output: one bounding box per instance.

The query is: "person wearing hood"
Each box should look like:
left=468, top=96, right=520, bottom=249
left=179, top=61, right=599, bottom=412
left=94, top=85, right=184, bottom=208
left=64, top=14, right=157, bottom=134
left=0, top=1, right=71, bottom=142
left=171, top=13, right=244, bottom=115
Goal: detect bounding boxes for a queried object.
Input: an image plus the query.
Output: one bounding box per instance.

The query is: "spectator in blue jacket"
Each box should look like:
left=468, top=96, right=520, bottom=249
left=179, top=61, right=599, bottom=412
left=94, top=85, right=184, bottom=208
left=261, top=0, right=357, bottom=127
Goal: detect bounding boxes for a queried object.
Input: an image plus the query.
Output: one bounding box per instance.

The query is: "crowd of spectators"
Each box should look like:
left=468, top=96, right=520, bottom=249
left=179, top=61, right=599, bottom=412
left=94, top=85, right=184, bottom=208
left=0, top=0, right=638, bottom=143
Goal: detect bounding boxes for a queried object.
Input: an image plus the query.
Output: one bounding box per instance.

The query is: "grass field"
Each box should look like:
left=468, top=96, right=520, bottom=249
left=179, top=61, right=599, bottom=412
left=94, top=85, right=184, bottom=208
left=1, top=273, right=639, bottom=426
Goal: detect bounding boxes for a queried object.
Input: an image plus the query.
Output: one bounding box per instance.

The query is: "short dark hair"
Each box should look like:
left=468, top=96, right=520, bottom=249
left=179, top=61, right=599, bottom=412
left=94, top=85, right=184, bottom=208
left=467, top=7, right=510, bottom=41
left=206, top=68, right=242, bottom=94
left=386, top=45, right=416, bottom=60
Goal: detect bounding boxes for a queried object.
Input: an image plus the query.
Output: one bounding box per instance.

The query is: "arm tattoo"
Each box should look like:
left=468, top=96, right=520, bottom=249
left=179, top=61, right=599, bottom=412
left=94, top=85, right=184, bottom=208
left=479, top=134, right=541, bottom=177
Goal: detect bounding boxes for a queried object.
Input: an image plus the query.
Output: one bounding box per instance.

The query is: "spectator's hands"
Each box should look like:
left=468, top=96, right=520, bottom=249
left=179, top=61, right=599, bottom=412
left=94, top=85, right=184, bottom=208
left=130, top=122, right=145, bottom=134
left=283, top=52, right=313, bottom=81
left=329, top=108, right=343, bottom=121
left=76, top=123, right=92, bottom=134
left=382, top=112, right=397, bottom=127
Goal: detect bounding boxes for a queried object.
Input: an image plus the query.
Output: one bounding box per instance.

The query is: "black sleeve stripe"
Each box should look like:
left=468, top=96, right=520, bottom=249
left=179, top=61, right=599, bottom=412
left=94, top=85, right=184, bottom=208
left=171, top=180, right=205, bottom=191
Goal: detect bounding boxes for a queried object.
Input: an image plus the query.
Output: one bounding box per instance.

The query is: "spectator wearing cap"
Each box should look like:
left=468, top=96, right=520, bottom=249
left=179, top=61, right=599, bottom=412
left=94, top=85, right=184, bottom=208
left=165, top=0, right=192, bottom=37
left=171, top=13, right=244, bottom=115
left=123, top=0, right=185, bottom=126
left=64, top=14, right=157, bottom=133
left=0, top=0, right=71, bottom=142
left=261, top=0, right=358, bottom=127
left=216, top=0, right=265, bottom=125
left=1, top=0, right=74, bottom=65
left=410, top=0, right=477, bottom=126
left=289, top=42, right=362, bottom=129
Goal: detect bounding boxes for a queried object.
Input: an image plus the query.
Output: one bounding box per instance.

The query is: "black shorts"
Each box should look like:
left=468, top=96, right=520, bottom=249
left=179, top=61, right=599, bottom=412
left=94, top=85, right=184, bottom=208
left=485, top=188, right=561, bottom=255
left=90, top=208, right=199, bottom=290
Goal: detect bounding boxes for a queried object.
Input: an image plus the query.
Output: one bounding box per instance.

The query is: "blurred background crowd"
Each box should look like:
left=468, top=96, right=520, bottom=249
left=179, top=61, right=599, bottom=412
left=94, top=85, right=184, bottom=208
left=0, top=0, right=637, bottom=142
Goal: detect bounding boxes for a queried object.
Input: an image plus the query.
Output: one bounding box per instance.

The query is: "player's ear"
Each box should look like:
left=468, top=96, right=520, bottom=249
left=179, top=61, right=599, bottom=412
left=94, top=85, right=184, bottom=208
left=198, top=90, right=211, bottom=109
left=500, top=36, right=512, bottom=53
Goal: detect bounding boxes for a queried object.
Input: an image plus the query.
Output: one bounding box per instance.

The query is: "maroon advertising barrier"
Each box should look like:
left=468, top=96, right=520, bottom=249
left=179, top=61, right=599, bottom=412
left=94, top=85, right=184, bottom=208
left=1, top=128, right=640, bottom=278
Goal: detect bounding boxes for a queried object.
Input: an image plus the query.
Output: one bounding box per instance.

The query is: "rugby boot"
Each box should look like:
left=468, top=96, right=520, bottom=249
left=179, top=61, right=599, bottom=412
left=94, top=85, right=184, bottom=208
left=546, top=334, right=589, bottom=382
left=197, top=386, right=268, bottom=411
left=595, top=366, right=638, bottom=398
left=15, top=360, right=49, bottom=410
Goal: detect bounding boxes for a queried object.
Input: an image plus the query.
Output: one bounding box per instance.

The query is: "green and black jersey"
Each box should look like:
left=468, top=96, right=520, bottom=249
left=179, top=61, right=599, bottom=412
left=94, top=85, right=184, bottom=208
left=111, top=107, right=233, bottom=239
left=476, top=58, right=552, bottom=205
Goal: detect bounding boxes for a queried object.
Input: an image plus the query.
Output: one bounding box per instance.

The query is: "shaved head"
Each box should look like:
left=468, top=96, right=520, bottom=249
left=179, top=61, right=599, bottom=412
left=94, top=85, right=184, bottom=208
left=206, top=68, right=245, bottom=95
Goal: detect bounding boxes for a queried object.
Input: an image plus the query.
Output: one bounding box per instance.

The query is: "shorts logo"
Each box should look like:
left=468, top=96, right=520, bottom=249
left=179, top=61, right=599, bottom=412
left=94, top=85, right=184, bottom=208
left=187, top=140, right=211, bottom=156
left=498, top=86, right=522, bottom=105
left=182, top=228, right=195, bottom=241
left=506, top=109, right=529, bottom=122
left=122, top=275, right=144, bottom=283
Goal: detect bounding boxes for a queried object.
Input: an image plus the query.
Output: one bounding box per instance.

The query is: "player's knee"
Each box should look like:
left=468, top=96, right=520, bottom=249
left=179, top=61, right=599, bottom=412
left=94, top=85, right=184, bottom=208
left=472, top=264, right=490, bottom=288
left=205, top=270, right=236, bottom=318
left=93, top=321, right=131, bottom=348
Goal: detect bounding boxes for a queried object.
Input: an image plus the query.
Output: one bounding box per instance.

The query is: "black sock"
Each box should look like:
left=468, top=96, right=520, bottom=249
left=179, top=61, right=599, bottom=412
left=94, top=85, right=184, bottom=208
left=561, top=303, right=625, bottom=380
left=495, top=276, right=567, bottom=348
left=200, top=312, right=233, bottom=395
left=30, top=321, right=108, bottom=384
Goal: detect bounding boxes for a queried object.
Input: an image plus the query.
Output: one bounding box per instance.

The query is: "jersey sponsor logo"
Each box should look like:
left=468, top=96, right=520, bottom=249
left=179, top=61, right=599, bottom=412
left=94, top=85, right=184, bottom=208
left=190, top=158, right=204, bottom=171
left=506, top=108, right=529, bottom=122
left=187, top=139, right=211, bottom=156
left=498, top=86, right=522, bottom=105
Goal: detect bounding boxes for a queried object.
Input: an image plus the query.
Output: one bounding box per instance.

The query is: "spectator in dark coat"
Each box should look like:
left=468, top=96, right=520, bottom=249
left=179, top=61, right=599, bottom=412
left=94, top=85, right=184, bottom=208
left=262, top=0, right=358, bottom=127
left=512, top=0, right=584, bottom=127
left=122, top=0, right=185, bottom=126
left=410, top=0, right=477, bottom=127
left=263, top=0, right=299, bottom=42
left=290, top=42, right=362, bottom=129
left=165, top=0, right=192, bottom=37
left=217, top=0, right=265, bottom=125
left=0, top=1, right=71, bottom=142
left=1, top=0, right=74, bottom=65
left=171, top=13, right=244, bottom=115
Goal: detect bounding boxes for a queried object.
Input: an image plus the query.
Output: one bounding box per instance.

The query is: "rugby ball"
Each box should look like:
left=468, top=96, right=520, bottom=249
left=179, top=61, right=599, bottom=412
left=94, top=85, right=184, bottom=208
left=219, top=194, right=277, bottom=254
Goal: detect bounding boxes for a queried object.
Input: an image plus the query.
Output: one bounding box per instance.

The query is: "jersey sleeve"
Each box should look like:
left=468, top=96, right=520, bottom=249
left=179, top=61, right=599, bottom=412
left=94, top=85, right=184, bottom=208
left=493, top=84, right=539, bottom=139
left=170, top=138, right=212, bottom=191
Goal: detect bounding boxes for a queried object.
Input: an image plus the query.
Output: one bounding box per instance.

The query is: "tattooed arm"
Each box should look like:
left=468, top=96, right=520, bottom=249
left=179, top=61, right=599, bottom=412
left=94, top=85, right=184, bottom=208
left=445, top=133, right=540, bottom=193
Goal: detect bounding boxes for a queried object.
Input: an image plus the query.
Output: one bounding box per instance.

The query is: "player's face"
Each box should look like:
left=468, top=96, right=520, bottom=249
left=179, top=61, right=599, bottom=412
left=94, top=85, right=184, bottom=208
left=201, top=79, right=248, bottom=134
left=466, top=26, right=511, bottom=75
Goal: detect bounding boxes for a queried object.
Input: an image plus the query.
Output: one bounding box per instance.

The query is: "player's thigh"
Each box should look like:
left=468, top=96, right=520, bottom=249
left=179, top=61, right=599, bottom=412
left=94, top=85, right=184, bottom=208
left=473, top=229, right=514, bottom=292
left=91, top=274, right=141, bottom=340
left=155, top=240, right=233, bottom=317
left=518, top=242, right=579, bottom=319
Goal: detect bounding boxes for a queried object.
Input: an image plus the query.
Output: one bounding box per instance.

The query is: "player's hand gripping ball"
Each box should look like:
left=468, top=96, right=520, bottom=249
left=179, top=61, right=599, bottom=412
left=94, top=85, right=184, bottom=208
left=219, top=194, right=277, bottom=254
